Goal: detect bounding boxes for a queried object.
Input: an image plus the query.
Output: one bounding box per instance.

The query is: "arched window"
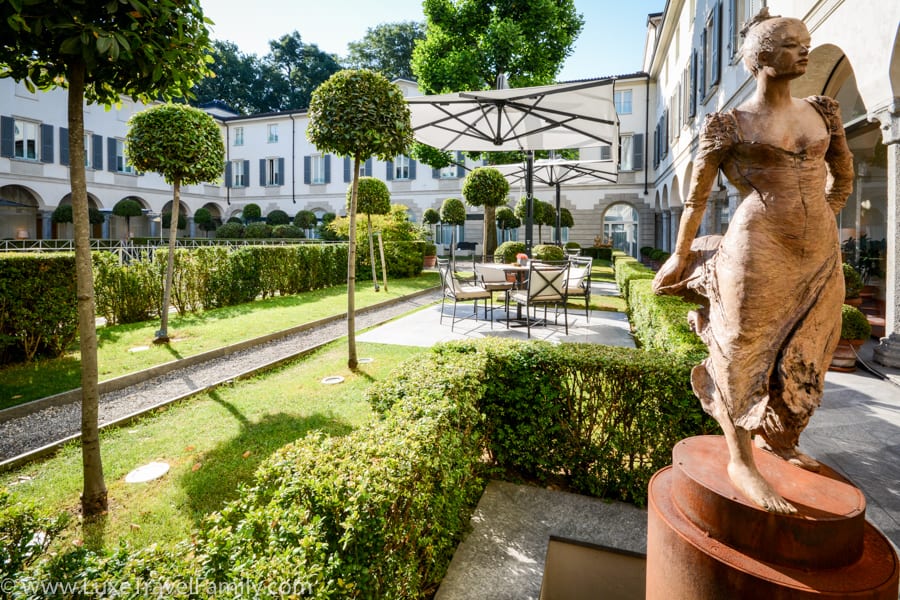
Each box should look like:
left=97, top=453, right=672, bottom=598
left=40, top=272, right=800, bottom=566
left=602, top=203, right=639, bottom=257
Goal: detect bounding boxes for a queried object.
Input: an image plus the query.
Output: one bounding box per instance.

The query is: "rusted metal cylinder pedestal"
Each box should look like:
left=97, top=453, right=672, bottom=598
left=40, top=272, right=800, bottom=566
left=646, top=435, right=899, bottom=599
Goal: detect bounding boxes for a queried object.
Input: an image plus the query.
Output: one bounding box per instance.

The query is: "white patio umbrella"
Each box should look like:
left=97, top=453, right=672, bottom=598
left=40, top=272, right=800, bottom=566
left=493, top=158, right=618, bottom=243
left=407, top=78, right=620, bottom=252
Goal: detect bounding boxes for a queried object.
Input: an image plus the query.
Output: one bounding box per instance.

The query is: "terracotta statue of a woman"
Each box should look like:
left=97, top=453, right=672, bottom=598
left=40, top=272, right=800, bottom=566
left=652, top=9, right=854, bottom=513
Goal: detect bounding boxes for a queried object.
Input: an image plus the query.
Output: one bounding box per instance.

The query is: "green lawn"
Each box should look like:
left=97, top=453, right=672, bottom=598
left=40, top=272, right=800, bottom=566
left=1, top=341, right=426, bottom=552
left=1, top=273, right=439, bottom=408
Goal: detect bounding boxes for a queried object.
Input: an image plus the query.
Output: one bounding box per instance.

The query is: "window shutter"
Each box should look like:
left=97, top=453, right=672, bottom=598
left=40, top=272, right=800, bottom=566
left=727, top=0, right=737, bottom=58
left=689, top=50, right=698, bottom=118
left=40, top=124, right=53, bottom=163
left=432, top=167, right=440, bottom=178
left=410, top=160, right=417, bottom=180
left=108, top=137, right=117, bottom=172
left=92, top=135, right=103, bottom=169
left=699, top=27, right=708, bottom=97
left=225, top=162, right=232, bottom=188
left=344, top=157, right=351, bottom=182
left=59, top=128, right=69, bottom=165
left=303, top=155, right=311, bottom=184
left=633, top=133, right=644, bottom=171
left=278, top=158, right=285, bottom=185
left=386, top=160, right=394, bottom=180
left=364, top=158, right=372, bottom=177
left=456, top=152, right=464, bottom=178
left=0, top=116, right=12, bottom=158
left=259, top=159, right=266, bottom=186
left=324, top=155, right=331, bottom=183
left=711, top=2, right=722, bottom=85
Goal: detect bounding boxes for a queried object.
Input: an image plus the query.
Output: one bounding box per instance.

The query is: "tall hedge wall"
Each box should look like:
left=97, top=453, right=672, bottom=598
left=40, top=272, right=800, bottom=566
left=0, top=253, right=78, bottom=364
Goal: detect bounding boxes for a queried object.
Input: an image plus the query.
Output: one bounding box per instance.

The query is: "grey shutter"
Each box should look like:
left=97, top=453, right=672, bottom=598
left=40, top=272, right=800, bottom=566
left=0, top=116, right=12, bottom=157
left=344, top=157, right=351, bottom=182
left=59, top=128, right=69, bottom=165
left=324, top=155, right=331, bottom=183
left=699, top=27, right=707, bottom=97
left=303, top=155, right=311, bottom=184
left=689, top=51, right=698, bottom=118
left=386, top=160, right=394, bottom=180
left=259, top=159, right=266, bottom=186
left=40, top=124, right=53, bottom=163
left=92, top=135, right=103, bottom=170
left=432, top=166, right=440, bottom=178
left=108, top=137, right=117, bottom=172
left=225, top=162, right=232, bottom=188
left=243, top=160, right=249, bottom=186
left=633, top=133, right=644, bottom=171
left=456, top=152, right=464, bottom=178
left=278, top=158, right=285, bottom=185
left=364, top=158, right=372, bottom=177
left=727, top=0, right=737, bottom=58
left=409, top=160, right=417, bottom=180
left=711, top=2, right=722, bottom=85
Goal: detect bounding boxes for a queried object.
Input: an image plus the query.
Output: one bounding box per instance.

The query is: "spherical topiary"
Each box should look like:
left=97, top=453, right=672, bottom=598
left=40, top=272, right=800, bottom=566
left=439, top=197, right=466, bottom=226
left=533, top=244, right=565, bottom=261
left=494, top=241, right=527, bottom=263
left=215, top=222, right=244, bottom=238
left=272, top=224, right=304, bottom=238
left=840, top=303, right=871, bottom=340
left=843, top=263, right=863, bottom=299
left=266, top=209, right=290, bottom=225
left=564, top=241, right=581, bottom=250
left=423, top=208, right=440, bottom=225
left=244, top=222, right=272, bottom=238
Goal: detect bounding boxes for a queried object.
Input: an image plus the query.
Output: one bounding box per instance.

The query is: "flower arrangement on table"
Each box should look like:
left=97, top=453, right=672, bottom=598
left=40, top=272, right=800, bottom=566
left=516, top=253, right=529, bottom=266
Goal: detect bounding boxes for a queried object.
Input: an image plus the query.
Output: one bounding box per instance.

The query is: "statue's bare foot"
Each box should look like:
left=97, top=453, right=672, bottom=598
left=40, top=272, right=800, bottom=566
left=727, top=460, right=797, bottom=514
left=755, top=438, right=821, bottom=472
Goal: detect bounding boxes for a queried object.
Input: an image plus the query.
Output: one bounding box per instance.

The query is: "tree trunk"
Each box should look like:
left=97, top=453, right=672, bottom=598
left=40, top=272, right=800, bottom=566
left=367, top=214, right=379, bottom=291
left=68, top=61, right=107, bottom=517
left=156, top=179, right=181, bottom=343
left=347, top=159, right=360, bottom=369
left=484, top=204, right=498, bottom=261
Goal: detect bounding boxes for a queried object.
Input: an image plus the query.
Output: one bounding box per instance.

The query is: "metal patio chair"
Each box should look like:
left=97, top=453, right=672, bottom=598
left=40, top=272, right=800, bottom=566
left=438, top=258, right=494, bottom=331
left=566, top=255, right=593, bottom=322
left=507, top=262, right=570, bottom=338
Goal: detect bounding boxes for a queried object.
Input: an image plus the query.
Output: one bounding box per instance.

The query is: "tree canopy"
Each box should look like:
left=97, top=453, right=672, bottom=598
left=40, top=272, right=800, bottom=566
left=266, top=209, right=291, bottom=225
left=293, top=210, right=318, bottom=230
left=268, top=31, right=342, bottom=110
left=351, top=177, right=391, bottom=216
left=344, top=21, right=425, bottom=81
left=440, top=197, right=466, bottom=226
left=412, top=0, right=584, bottom=94
left=423, top=208, right=441, bottom=225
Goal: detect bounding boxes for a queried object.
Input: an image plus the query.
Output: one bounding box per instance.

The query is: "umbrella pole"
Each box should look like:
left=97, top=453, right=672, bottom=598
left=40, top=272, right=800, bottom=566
left=525, top=150, right=534, bottom=255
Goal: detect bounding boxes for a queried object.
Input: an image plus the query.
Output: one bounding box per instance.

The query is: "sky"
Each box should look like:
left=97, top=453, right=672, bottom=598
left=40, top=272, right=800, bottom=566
left=200, top=0, right=665, bottom=81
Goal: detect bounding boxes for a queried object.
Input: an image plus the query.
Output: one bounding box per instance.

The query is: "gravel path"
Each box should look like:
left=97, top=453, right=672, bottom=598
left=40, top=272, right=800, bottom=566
left=0, top=291, right=441, bottom=463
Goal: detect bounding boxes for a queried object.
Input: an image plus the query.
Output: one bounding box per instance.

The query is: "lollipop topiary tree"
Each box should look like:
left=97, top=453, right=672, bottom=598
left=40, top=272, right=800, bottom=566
left=462, top=166, right=510, bottom=261
left=350, top=176, right=391, bottom=291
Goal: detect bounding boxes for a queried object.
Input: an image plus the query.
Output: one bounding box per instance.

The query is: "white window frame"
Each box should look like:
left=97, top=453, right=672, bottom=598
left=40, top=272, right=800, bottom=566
left=439, top=164, right=457, bottom=179
left=266, top=157, right=280, bottom=186
left=115, top=138, right=133, bottom=174
left=394, top=155, right=410, bottom=180
left=620, top=134, right=634, bottom=171
left=231, top=160, right=246, bottom=187
left=267, top=124, right=278, bottom=143
left=84, top=132, right=92, bottom=168
left=233, top=127, right=244, bottom=146
left=311, top=154, right=326, bottom=184
left=731, top=0, right=763, bottom=60
left=13, top=119, right=39, bottom=160
left=614, top=90, right=633, bottom=115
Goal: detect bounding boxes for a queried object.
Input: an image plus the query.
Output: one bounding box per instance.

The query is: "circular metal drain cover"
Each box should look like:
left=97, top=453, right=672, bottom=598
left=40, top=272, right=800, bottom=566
left=321, top=375, right=344, bottom=385
left=358, top=357, right=374, bottom=364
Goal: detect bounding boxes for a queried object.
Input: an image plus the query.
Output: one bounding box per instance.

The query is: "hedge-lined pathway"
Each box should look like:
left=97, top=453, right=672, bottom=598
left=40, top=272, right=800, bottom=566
left=0, top=289, right=442, bottom=469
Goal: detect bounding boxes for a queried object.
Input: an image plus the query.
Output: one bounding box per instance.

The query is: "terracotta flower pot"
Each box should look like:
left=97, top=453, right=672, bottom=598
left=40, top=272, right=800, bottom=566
left=829, top=338, right=864, bottom=372
left=423, top=255, right=437, bottom=268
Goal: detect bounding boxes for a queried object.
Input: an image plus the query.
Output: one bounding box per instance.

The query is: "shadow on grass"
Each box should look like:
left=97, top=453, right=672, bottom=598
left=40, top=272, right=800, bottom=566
left=0, top=355, right=82, bottom=410
left=178, top=392, right=355, bottom=524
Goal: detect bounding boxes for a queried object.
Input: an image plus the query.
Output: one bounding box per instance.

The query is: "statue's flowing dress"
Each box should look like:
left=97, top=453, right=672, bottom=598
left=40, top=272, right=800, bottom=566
left=657, top=96, right=854, bottom=449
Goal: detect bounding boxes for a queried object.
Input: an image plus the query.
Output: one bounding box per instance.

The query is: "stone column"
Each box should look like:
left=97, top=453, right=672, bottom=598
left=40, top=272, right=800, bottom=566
left=873, top=105, right=900, bottom=368
left=42, top=211, right=53, bottom=239
left=661, top=211, right=671, bottom=252
left=669, top=207, right=683, bottom=253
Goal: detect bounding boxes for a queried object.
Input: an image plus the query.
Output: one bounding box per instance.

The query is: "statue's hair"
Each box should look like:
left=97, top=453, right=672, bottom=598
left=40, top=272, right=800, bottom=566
left=740, top=7, right=787, bottom=77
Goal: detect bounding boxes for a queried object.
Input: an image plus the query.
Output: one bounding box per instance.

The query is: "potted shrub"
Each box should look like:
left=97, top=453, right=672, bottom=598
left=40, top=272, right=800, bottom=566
left=423, top=242, right=438, bottom=268
left=843, top=263, right=863, bottom=306
left=564, top=241, right=581, bottom=256
left=829, top=303, right=872, bottom=372
left=533, top=244, right=566, bottom=262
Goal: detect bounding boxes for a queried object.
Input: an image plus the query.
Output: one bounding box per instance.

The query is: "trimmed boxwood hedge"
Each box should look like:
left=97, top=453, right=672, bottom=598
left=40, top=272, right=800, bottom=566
left=0, top=253, right=78, bottom=364
left=10, top=339, right=714, bottom=598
